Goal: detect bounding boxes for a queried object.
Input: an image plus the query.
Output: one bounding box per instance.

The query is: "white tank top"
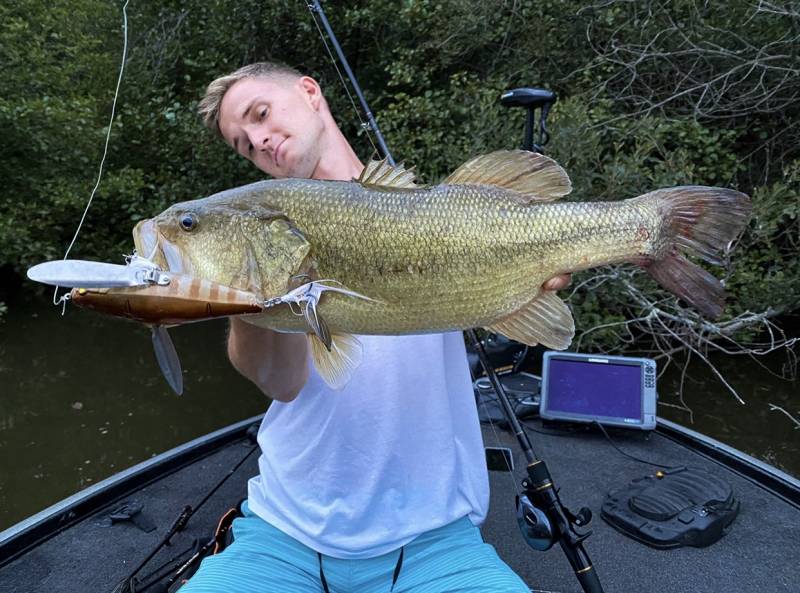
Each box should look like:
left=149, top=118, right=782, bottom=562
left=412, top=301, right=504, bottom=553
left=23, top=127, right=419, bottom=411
left=247, top=332, right=489, bottom=559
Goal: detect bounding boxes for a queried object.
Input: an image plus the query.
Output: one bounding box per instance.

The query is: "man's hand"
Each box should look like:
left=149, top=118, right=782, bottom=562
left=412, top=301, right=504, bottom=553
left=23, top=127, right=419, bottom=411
left=542, top=273, right=571, bottom=291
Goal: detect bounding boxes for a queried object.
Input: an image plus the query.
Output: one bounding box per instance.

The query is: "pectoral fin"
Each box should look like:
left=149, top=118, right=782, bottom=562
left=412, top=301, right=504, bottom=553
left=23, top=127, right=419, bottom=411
left=303, top=297, right=332, bottom=351
left=487, top=291, right=574, bottom=350
left=309, top=332, right=363, bottom=390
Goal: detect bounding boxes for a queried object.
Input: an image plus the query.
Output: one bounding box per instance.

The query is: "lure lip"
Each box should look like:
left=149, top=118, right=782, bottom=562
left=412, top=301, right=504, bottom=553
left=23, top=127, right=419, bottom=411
left=26, top=259, right=160, bottom=288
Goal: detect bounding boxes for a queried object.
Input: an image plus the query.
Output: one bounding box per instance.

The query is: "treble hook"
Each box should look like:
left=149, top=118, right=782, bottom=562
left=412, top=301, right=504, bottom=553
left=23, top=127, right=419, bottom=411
left=263, top=280, right=380, bottom=351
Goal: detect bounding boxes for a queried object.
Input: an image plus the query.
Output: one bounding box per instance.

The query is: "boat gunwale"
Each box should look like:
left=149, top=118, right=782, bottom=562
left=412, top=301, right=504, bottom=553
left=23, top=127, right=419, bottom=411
left=0, top=414, right=264, bottom=568
left=1, top=413, right=798, bottom=567
left=656, top=417, right=800, bottom=509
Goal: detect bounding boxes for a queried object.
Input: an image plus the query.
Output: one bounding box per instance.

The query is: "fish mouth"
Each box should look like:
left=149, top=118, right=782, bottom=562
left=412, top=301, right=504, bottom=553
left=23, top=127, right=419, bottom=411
left=133, top=219, right=159, bottom=261
left=132, top=219, right=191, bottom=275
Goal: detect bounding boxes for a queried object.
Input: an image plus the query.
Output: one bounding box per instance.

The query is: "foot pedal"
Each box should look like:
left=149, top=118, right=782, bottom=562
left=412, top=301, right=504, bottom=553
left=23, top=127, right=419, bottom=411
left=108, top=500, right=157, bottom=533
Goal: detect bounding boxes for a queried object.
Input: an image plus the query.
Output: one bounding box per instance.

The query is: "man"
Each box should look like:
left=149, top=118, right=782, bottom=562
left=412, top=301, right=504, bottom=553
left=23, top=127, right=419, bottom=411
left=183, top=62, right=570, bottom=593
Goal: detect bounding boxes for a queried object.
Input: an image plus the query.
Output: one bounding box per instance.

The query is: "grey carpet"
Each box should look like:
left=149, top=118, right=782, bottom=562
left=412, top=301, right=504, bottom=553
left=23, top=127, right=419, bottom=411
left=1, top=420, right=796, bottom=593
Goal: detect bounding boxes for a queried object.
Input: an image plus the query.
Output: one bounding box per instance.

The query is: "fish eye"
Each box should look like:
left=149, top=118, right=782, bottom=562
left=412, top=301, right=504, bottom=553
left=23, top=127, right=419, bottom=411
left=179, top=213, right=198, bottom=232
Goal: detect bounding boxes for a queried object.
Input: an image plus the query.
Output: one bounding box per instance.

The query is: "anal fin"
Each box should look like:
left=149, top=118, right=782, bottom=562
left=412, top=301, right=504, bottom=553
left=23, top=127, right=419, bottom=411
left=487, top=291, right=575, bottom=350
left=309, top=332, right=364, bottom=390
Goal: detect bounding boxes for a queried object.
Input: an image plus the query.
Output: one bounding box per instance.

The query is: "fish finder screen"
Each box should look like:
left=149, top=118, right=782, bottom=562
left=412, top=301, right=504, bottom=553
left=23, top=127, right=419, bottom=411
left=547, top=359, right=642, bottom=420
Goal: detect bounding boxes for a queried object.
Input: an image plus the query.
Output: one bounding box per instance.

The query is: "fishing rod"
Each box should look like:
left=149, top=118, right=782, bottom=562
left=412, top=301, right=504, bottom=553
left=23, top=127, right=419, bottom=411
left=111, top=427, right=260, bottom=593
left=306, top=0, right=395, bottom=166
left=306, top=3, right=605, bottom=593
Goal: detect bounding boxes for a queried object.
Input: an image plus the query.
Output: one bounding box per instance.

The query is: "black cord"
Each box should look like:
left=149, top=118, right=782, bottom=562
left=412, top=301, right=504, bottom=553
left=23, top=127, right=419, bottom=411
left=477, top=391, right=535, bottom=414
left=477, top=388, right=589, bottom=437
left=509, top=411, right=682, bottom=466
left=591, top=421, right=680, bottom=470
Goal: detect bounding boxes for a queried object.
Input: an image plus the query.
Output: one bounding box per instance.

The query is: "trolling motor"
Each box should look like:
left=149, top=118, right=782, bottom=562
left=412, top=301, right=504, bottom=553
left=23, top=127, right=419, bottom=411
left=484, top=87, right=603, bottom=592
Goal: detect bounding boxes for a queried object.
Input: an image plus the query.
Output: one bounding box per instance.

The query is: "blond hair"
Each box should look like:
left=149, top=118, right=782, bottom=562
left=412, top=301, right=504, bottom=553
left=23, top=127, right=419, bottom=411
left=198, top=62, right=303, bottom=136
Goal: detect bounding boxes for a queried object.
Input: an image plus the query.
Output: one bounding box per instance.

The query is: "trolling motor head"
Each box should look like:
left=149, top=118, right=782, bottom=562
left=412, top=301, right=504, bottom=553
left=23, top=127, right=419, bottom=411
left=500, top=87, right=557, bottom=152
left=500, top=87, right=556, bottom=109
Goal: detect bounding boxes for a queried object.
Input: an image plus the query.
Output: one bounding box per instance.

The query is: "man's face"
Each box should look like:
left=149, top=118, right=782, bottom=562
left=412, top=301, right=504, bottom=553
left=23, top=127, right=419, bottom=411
left=218, top=76, right=325, bottom=179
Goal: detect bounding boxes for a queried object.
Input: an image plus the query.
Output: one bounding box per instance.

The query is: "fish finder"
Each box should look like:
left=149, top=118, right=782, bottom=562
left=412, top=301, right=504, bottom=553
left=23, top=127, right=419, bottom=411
left=540, top=351, right=657, bottom=430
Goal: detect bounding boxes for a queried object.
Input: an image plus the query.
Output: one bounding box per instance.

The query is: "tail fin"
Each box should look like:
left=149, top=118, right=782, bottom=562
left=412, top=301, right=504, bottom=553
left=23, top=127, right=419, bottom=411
left=640, top=186, right=751, bottom=318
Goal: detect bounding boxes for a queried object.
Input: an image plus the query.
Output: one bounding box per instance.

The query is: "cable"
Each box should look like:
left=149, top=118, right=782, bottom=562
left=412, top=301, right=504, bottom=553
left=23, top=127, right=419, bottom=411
left=518, top=416, right=678, bottom=466
left=592, top=421, right=680, bottom=470
left=477, top=374, right=679, bottom=466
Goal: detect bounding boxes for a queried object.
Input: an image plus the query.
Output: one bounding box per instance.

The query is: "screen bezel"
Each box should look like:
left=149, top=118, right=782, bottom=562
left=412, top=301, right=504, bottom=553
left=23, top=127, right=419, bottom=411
left=540, top=352, right=649, bottom=428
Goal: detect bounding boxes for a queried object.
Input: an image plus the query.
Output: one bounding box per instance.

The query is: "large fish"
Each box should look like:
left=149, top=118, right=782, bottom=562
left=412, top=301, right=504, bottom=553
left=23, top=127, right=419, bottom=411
left=132, top=150, right=751, bottom=389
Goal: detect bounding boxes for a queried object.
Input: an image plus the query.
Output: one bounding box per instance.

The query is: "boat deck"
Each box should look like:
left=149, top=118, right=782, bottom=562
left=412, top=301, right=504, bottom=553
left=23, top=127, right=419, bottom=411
left=1, top=416, right=797, bottom=593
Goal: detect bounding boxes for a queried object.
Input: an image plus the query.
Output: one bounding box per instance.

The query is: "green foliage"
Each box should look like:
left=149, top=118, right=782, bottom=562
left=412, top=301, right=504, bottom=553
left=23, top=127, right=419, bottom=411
left=1, top=0, right=798, bottom=348
left=726, top=162, right=800, bottom=314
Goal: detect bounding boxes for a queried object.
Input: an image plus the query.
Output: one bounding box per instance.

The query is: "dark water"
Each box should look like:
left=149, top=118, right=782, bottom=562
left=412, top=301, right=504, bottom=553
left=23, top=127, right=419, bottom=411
left=1, top=297, right=798, bottom=530
left=656, top=348, right=799, bottom=475
left=0, top=297, right=265, bottom=530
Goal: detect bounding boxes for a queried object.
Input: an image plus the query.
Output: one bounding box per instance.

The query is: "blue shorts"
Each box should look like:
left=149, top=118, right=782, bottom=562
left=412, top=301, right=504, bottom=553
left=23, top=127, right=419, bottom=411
left=179, top=501, right=529, bottom=593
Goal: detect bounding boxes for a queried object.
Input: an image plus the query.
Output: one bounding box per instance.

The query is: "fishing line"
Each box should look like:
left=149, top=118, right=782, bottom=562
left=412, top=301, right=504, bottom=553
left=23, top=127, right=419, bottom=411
left=473, top=365, right=525, bottom=499
left=304, top=1, right=381, bottom=159
left=53, top=0, right=130, bottom=310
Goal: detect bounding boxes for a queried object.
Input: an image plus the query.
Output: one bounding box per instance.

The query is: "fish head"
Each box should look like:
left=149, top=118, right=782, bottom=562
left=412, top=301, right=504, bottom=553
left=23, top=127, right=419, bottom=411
left=133, top=198, right=311, bottom=299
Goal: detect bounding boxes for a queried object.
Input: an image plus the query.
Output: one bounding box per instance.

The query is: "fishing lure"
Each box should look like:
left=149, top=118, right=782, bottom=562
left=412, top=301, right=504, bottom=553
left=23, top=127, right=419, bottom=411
left=29, top=256, right=266, bottom=395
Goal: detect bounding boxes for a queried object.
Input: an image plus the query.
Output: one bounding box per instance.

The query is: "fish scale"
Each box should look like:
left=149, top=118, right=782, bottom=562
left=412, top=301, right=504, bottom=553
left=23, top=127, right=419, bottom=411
left=157, top=184, right=649, bottom=333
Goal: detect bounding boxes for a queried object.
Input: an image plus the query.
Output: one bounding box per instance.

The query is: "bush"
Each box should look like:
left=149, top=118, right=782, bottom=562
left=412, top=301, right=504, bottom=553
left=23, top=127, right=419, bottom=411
left=2, top=0, right=797, bottom=348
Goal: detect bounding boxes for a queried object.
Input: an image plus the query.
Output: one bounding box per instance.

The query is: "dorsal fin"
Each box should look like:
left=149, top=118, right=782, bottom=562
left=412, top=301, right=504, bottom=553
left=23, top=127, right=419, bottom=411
left=443, top=150, right=572, bottom=202
left=356, top=158, right=420, bottom=189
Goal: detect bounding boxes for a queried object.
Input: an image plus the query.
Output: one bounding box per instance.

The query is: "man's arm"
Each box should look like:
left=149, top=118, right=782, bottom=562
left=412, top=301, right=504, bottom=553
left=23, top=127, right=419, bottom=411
left=227, top=317, right=310, bottom=402
left=227, top=274, right=571, bottom=401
